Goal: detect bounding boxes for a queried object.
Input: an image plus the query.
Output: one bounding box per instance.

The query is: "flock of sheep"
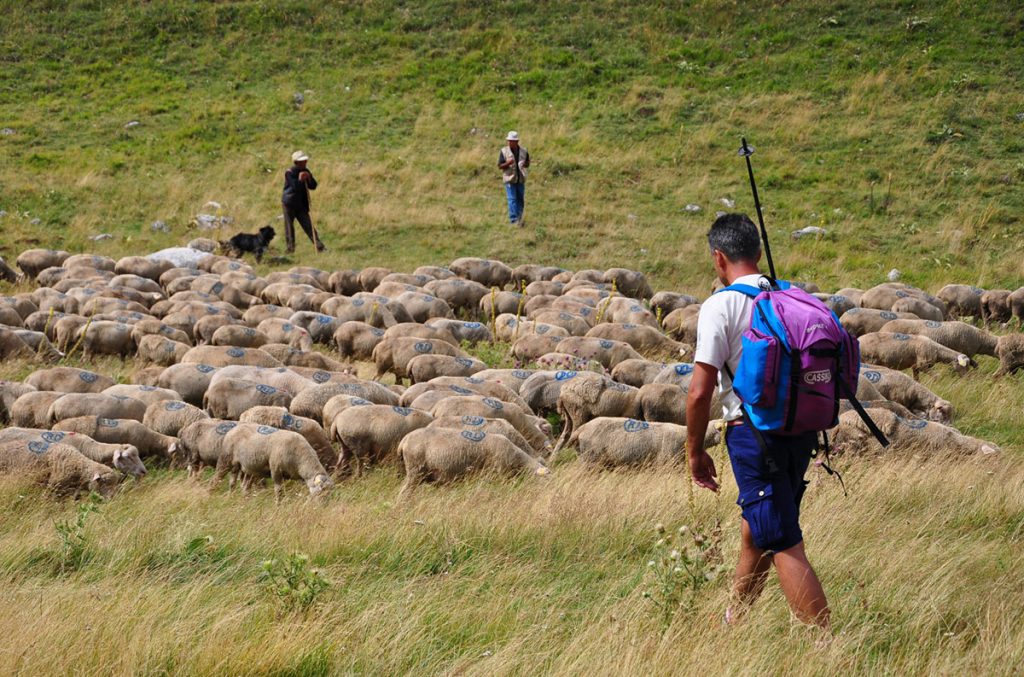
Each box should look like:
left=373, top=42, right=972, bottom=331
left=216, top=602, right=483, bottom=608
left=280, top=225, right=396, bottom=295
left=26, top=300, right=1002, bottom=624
left=0, top=240, right=1016, bottom=501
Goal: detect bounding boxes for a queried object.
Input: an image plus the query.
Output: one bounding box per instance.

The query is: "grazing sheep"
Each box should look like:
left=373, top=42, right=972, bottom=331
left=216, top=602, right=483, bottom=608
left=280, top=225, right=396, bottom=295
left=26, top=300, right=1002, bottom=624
left=331, top=404, right=433, bottom=476
left=333, top=321, right=387, bottom=360
left=472, top=368, right=536, bottom=394
left=372, top=336, right=470, bottom=381
left=0, top=440, right=118, bottom=498
left=553, top=373, right=641, bottom=455
left=115, top=255, right=174, bottom=282
left=10, top=391, right=65, bottom=428
left=639, top=383, right=687, bottom=425
left=610, top=359, right=665, bottom=387
left=136, top=334, right=190, bottom=366
left=493, top=314, right=568, bottom=343
left=382, top=322, right=459, bottom=347
left=0, top=255, right=20, bottom=283
left=426, top=319, right=494, bottom=345
left=25, top=366, right=115, bottom=394
left=1009, top=287, right=1024, bottom=326
left=480, top=291, right=527, bottom=319
left=180, top=345, right=283, bottom=368
left=1, top=381, right=37, bottom=424
left=225, top=424, right=333, bottom=501
left=130, top=319, right=192, bottom=347
left=257, top=318, right=313, bottom=350
left=47, top=393, right=147, bottom=426
left=859, top=365, right=954, bottom=422
left=397, top=428, right=548, bottom=497
left=11, top=329, right=63, bottom=361
left=448, top=256, right=513, bottom=289
left=585, top=323, right=687, bottom=358
left=103, top=384, right=181, bottom=408
left=979, top=290, right=1012, bottom=325
left=400, top=376, right=529, bottom=411
left=878, top=319, right=998, bottom=357
left=661, top=305, right=701, bottom=344
left=177, top=419, right=239, bottom=483
left=157, top=362, right=219, bottom=407
left=427, top=415, right=538, bottom=458
left=839, top=308, right=920, bottom=338
left=262, top=346, right=348, bottom=372
left=143, top=400, right=210, bottom=437
left=649, top=292, right=700, bottom=317
left=321, top=394, right=374, bottom=433
left=239, top=406, right=335, bottom=472
left=554, top=336, right=643, bottom=369
left=0, top=427, right=146, bottom=478
left=511, top=334, right=565, bottom=362
left=994, top=334, right=1024, bottom=377
left=518, top=370, right=580, bottom=415
left=573, top=417, right=720, bottom=468
left=936, top=284, right=984, bottom=321
left=858, top=332, right=975, bottom=379
left=16, top=248, right=71, bottom=279
left=194, top=315, right=244, bottom=344
left=511, top=264, right=563, bottom=286
left=210, top=324, right=270, bottom=348
left=603, top=268, right=654, bottom=300
left=393, top=291, right=455, bottom=323
left=243, top=303, right=293, bottom=327
left=430, top=395, right=551, bottom=454
left=71, top=321, right=134, bottom=359
left=891, top=296, right=944, bottom=322
left=203, top=378, right=293, bottom=420
left=533, top=352, right=604, bottom=373
left=407, top=354, right=487, bottom=384
left=0, top=326, right=34, bottom=360
left=209, top=365, right=312, bottom=395
left=289, top=380, right=400, bottom=423
left=831, top=409, right=998, bottom=456
left=813, top=294, right=857, bottom=317
left=53, top=416, right=179, bottom=460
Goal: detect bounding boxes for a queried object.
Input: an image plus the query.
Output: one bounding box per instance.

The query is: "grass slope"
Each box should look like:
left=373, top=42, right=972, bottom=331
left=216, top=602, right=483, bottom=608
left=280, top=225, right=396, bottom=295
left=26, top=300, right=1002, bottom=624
left=2, top=2, right=1024, bottom=674
left=2, top=0, right=1024, bottom=292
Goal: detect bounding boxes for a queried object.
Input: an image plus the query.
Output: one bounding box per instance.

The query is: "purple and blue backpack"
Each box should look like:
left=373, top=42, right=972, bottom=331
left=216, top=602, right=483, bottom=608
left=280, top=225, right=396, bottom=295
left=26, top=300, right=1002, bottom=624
left=716, top=279, right=884, bottom=445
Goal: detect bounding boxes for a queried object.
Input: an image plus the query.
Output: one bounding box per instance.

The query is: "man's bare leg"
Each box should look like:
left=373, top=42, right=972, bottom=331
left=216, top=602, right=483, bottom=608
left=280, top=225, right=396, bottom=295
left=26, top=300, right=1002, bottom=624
left=727, top=518, right=773, bottom=623
left=774, top=540, right=830, bottom=630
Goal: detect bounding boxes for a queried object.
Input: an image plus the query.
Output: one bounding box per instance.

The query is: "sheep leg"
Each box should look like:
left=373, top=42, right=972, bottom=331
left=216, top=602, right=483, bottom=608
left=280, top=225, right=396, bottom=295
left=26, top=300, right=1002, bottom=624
left=551, top=404, right=573, bottom=457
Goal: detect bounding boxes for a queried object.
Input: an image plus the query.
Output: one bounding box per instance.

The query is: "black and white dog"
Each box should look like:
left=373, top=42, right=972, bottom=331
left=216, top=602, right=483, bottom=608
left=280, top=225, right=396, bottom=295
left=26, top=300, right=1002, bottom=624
left=220, top=225, right=276, bottom=263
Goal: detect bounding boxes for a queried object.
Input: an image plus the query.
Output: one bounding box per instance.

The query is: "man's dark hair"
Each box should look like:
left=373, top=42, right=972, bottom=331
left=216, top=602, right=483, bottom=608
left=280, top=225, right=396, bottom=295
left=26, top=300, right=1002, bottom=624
left=707, top=213, right=762, bottom=262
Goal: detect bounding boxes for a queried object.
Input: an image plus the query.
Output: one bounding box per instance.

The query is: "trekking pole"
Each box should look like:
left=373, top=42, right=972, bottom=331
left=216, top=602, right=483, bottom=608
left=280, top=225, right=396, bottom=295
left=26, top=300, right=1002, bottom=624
left=738, top=138, right=776, bottom=280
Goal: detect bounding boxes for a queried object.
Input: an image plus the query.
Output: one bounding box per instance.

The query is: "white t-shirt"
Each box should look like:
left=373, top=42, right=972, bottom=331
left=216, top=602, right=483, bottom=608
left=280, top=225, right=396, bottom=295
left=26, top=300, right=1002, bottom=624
left=693, top=274, right=772, bottom=421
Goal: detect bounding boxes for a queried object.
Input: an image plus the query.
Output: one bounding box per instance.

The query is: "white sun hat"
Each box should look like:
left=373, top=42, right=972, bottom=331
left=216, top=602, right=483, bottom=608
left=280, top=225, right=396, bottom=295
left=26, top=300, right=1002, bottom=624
left=506, top=131, right=519, bottom=141
left=292, top=150, right=309, bottom=162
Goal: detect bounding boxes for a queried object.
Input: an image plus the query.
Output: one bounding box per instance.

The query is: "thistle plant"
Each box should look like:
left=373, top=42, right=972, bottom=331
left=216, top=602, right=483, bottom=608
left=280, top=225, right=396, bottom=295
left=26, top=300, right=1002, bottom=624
left=642, top=521, right=726, bottom=628
left=260, top=552, right=330, bottom=612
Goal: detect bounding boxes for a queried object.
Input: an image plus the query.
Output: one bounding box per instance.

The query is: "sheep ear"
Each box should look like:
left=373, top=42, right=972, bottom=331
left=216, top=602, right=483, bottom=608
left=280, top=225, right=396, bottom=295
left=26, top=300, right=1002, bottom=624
left=92, top=472, right=103, bottom=482
left=113, top=450, right=124, bottom=463
left=956, top=355, right=970, bottom=367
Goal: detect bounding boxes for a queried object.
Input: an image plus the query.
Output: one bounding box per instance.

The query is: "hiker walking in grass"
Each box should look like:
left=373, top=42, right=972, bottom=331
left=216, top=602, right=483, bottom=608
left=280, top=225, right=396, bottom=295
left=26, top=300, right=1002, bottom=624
left=282, top=150, right=325, bottom=253
left=685, top=213, right=831, bottom=632
left=498, top=131, right=530, bottom=226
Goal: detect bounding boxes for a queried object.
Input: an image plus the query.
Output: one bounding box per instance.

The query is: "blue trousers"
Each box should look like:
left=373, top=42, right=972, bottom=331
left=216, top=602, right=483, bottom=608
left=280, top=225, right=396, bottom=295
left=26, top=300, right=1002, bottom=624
left=505, top=182, right=525, bottom=223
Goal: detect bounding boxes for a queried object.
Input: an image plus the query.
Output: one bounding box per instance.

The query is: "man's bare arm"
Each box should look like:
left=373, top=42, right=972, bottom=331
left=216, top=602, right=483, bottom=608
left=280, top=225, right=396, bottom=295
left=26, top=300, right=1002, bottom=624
left=686, top=361, right=720, bottom=491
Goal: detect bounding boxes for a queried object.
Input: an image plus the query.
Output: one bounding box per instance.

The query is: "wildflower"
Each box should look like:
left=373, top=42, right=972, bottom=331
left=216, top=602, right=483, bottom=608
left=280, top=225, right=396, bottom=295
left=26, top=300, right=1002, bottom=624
left=678, top=525, right=689, bottom=535
left=670, top=550, right=680, bottom=560
left=655, top=538, right=666, bottom=547
left=655, top=523, right=666, bottom=534
left=647, top=560, right=655, bottom=567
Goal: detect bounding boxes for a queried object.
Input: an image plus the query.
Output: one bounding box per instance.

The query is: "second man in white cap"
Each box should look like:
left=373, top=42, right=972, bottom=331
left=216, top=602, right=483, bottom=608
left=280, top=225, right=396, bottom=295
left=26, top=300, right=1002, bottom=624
left=498, top=131, right=530, bottom=226
left=282, top=150, right=325, bottom=253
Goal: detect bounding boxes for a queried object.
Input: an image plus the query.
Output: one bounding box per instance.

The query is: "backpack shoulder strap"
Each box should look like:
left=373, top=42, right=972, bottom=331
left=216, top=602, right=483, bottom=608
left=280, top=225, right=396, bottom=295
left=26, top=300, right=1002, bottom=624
left=715, top=283, right=761, bottom=298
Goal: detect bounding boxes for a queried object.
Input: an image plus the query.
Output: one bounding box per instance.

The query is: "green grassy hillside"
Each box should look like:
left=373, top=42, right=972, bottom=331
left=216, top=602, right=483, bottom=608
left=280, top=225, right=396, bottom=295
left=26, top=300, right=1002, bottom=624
left=2, top=0, right=1023, bottom=292
left=2, top=3, right=1024, bottom=675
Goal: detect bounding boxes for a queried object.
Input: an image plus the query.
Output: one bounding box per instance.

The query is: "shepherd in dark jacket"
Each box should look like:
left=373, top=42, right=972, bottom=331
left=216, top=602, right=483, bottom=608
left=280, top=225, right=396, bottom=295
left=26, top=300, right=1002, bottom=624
left=282, top=150, right=325, bottom=253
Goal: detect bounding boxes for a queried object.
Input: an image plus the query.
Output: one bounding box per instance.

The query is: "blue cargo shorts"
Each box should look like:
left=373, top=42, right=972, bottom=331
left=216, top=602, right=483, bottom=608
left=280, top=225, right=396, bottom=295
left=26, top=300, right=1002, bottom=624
left=725, top=423, right=817, bottom=553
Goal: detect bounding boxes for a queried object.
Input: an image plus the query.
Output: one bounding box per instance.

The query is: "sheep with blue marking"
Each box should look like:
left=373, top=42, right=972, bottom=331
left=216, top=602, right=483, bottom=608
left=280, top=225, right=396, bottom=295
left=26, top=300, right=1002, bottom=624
left=203, top=378, right=293, bottom=420
left=858, top=332, right=976, bottom=379
left=572, top=417, right=721, bottom=468
left=223, top=423, right=333, bottom=502
left=331, top=404, right=433, bottom=476
left=397, top=427, right=548, bottom=498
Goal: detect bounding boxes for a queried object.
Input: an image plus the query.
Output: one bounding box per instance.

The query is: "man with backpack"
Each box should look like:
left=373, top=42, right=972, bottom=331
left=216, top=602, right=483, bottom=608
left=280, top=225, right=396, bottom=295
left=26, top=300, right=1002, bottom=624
left=685, top=213, right=831, bottom=631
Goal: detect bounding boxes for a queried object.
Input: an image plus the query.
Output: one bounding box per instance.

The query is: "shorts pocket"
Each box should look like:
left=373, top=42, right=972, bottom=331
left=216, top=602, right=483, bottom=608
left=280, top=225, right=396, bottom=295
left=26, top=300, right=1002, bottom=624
left=738, top=484, right=785, bottom=550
